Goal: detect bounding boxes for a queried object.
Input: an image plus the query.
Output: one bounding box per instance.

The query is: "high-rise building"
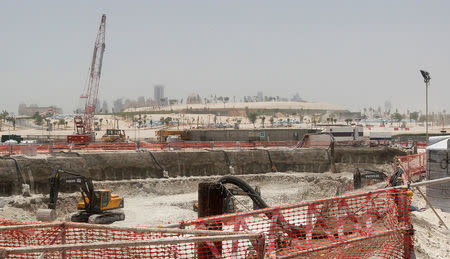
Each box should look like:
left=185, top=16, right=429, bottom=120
left=154, top=85, right=165, bottom=105
left=187, top=93, right=202, bottom=104
left=257, top=91, right=264, bottom=102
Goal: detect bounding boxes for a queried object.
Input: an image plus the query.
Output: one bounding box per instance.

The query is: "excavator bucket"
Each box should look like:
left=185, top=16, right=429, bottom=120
left=36, top=208, right=57, bottom=222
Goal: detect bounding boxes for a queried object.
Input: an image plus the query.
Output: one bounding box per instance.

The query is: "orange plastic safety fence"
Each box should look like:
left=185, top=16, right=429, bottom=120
left=0, top=188, right=413, bottom=258
left=397, top=153, right=426, bottom=181
left=388, top=153, right=426, bottom=186
left=184, top=188, right=413, bottom=258
left=0, top=222, right=261, bottom=258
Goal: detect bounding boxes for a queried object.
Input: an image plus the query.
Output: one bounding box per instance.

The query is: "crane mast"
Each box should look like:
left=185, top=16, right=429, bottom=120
left=69, top=14, right=106, bottom=144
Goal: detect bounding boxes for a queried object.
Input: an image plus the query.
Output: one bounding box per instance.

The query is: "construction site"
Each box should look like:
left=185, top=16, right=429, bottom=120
left=2, top=5, right=450, bottom=259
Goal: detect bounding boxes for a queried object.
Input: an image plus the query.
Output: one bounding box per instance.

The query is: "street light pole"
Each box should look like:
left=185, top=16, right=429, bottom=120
left=426, top=80, right=429, bottom=141
left=420, top=70, right=431, bottom=142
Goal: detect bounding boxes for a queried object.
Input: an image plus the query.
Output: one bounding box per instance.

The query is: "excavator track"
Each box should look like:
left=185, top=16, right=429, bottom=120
left=69, top=210, right=125, bottom=224
left=88, top=211, right=125, bottom=224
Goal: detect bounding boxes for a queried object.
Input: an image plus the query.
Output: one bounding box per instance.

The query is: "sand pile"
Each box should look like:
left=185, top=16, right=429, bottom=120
left=409, top=188, right=450, bottom=259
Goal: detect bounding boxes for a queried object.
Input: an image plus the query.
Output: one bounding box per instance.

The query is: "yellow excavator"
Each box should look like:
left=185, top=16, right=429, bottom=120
left=37, top=169, right=125, bottom=224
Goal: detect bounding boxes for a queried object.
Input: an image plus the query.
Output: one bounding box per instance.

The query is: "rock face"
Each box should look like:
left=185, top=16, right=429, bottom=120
left=0, top=147, right=405, bottom=195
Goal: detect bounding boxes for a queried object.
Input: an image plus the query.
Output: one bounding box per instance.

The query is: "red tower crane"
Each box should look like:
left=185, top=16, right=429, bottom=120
left=68, top=14, right=106, bottom=144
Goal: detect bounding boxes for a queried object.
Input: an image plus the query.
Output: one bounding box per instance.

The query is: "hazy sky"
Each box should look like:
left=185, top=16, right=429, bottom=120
left=2, top=1, right=450, bottom=114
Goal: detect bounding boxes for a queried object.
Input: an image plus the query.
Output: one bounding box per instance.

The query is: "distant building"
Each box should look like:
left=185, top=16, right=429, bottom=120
left=291, top=93, right=302, bottom=102
left=257, top=91, right=264, bottom=102
left=187, top=93, right=202, bottom=104
left=18, top=104, right=62, bottom=116
left=154, top=85, right=165, bottom=105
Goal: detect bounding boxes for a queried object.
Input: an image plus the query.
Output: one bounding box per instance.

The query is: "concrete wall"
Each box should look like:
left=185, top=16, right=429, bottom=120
left=189, top=128, right=320, bottom=141
left=334, top=147, right=405, bottom=164
left=0, top=146, right=404, bottom=196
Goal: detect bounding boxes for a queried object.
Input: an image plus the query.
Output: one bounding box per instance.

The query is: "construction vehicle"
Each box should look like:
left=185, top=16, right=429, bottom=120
left=36, top=169, right=125, bottom=224
left=67, top=14, right=106, bottom=144
left=1, top=134, right=23, bottom=143
left=101, top=129, right=126, bottom=142
left=156, top=130, right=192, bottom=142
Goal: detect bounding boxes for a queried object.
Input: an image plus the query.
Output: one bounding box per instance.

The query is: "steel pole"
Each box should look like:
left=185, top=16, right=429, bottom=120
left=426, top=81, right=429, bottom=142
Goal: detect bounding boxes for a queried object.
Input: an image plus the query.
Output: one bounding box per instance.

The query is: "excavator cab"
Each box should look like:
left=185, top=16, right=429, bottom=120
left=76, top=189, right=124, bottom=212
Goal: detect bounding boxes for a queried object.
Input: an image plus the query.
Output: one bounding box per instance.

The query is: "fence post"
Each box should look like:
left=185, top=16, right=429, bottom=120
left=394, top=188, right=414, bottom=258
left=256, top=234, right=266, bottom=259
left=61, top=222, right=67, bottom=259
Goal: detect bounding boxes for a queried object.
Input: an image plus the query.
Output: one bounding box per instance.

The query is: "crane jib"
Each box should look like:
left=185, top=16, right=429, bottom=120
left=68, top=14, right=106, bottom=144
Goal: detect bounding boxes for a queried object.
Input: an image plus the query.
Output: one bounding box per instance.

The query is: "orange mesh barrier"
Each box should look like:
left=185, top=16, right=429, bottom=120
left=387, top=153, right=426, bottom=186
left=0, top=188, right=413, bottom=258
left=0, top=222, right=264, bottom=258
left=183, top=188, right=414, bottom=258
left=399, top=142, right=427, bottom=148
left=396, top=153, right=426, bottom=180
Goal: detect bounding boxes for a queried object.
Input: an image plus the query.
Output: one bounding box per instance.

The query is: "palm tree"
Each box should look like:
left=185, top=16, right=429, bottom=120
left=58, top=119, right=65, bottom=129
left=260, top=116, right=266, bottom=128
left=247, top=112, right=257, bottom=128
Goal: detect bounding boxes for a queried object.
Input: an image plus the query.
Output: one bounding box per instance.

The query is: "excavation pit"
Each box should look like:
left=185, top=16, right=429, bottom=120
left=0, top=172, right=352, bottom=227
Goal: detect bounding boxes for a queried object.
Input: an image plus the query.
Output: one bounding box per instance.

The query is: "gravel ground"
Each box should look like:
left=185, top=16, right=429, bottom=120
left=0, top=172, right=448, bottom=258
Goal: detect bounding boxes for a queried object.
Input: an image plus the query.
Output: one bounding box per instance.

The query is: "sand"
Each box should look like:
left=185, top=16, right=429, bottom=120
left=0, top=172, right=449, bottom=257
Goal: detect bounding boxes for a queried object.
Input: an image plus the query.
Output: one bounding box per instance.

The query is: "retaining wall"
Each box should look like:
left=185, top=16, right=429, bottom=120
left=0, top=147, right=404, bottom=195
left=189, top=128, right=319, bottom=141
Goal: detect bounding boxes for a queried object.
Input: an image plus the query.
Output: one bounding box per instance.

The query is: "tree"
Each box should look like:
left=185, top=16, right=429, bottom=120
left=6, top=116, right=16, bottom=130
left=391, top=112, right=403, bottom=123
left=33, top=112, right=44, bottom=126
left=102, top=101, right=109, bottom=114
left=409, top=111, right=419, bottom=122
left=260, top=116, right=266, bottom=128
left=164, top=117, right=172, bottom=126
left=58, top=119, right=65, bottom=129
left=345, top=118, right=353, bottom=125
left=113, top=98, right=124, bottom=113
left=269, top=116, right=274, bottom=127
left=247, top=112, right=258, bottom=128
left=219, top=96, right=229, bottom=108
left=0, top=110, right=9, bottom=123
left=45, top=118, right=50, bottom=130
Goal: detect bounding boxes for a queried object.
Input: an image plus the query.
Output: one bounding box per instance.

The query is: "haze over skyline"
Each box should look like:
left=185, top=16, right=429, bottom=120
left=2, top=1, right=450, bottom=114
